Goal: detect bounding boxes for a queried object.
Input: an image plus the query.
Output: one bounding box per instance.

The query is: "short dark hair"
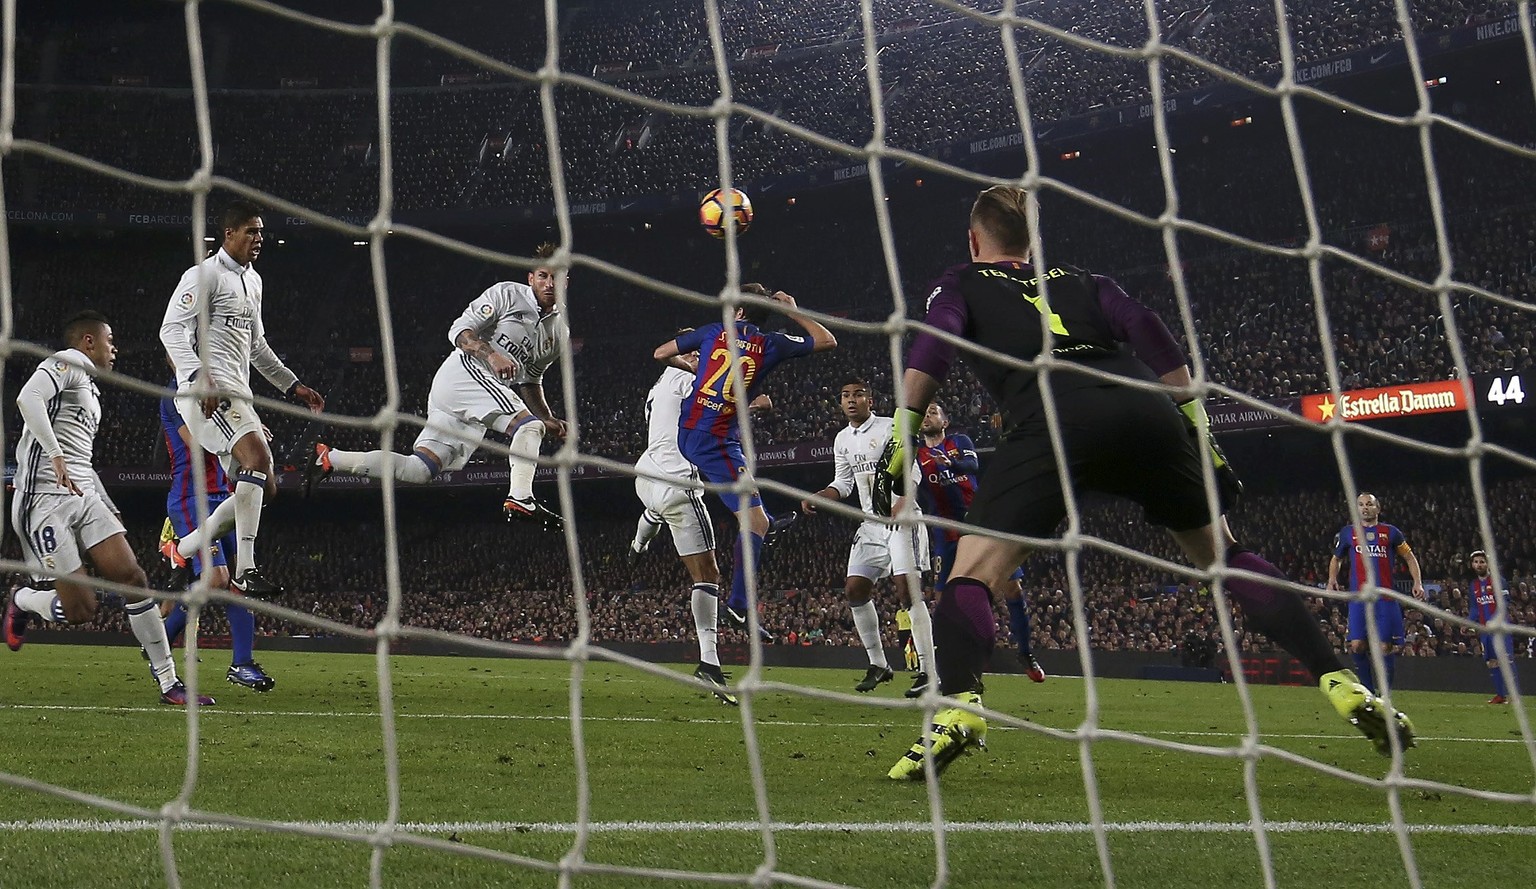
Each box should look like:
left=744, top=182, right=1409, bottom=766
left=970, top=185, right=1034, bottom=256
left=222, top=200, right=263, bottom=234
left=62, top=310, right=110, bottom=346
left=1471, top=550, right=1488, bottom=561
left=840, top=378, right=870, bottom=392
left=737, top=282, right=771, bottom=326
left=928, top=399, right=947, bottom=419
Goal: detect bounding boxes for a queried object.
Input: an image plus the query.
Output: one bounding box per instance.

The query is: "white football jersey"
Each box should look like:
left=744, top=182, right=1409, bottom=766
left=447, top=281, right=568, bottom=388
left=160, top=249, right=299, bottom=400
left=637, top=366, right=695, bottom=479
left=14, top=349, right=103, bottom=497
left=828, top=414, right=919, bottom=525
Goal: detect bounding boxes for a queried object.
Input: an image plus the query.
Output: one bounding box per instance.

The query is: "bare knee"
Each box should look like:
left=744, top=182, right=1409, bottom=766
left=844, top=577, right=874, bottom=606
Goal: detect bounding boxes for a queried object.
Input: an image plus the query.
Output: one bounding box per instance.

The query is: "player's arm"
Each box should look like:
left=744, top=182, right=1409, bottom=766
left=1326, top=554, right=1344, bottom=592
left=802, top=440, right=854, bottom=514
left=770, top=291, right=837, bottom=352
left=451, top=289, right=517, bottom=380
left=655, top=327, right=708, bottom=368
left=250, top=310, right=324, bottom=412
left=950, top=433, right=979, bottom=474
left=16, top=364, right=82, bottom=496
left=160, top=265, right=210, bottom=387
left=1396, top=540, right=1426, bottom=599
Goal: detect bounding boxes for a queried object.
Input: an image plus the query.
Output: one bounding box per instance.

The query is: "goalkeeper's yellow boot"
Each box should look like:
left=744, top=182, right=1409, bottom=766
left=1321, top=669, right=1416, bottom=756
left=888, top=692, right=987, bottom=780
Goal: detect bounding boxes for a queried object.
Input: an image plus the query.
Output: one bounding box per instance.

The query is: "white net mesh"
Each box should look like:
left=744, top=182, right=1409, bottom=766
left=1, top=0, right=1535, bottom=886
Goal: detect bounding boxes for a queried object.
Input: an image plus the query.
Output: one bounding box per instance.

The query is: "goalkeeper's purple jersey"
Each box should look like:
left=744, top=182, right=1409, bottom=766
left=905, top=262, right=1185, bottom=429
left=1469, top=575, right=1505, bottom=625
left=676, top=320, right=814, bottom=440
left=916, top=433, right=979, bottom=544
left=1333, top=523, right=1406, bottom=589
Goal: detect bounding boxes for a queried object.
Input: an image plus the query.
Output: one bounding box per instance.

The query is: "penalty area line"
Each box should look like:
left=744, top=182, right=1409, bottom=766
left=0, top=819, right=1532, bottom=836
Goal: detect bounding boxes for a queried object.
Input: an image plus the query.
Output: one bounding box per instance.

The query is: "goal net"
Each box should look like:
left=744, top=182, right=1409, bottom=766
left=1, top=0, right=1534, bottom=886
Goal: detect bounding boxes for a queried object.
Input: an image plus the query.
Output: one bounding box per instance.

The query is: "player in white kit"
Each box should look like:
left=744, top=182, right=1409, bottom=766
left=801, top=379, right=932, bottom=695
left=627, top=334, right=776, bottom=705
left=5, top=311, right=214, bottom=706
left=306, top=243, right=568, bottom=530
left=158, top=201, right=326, bottom=597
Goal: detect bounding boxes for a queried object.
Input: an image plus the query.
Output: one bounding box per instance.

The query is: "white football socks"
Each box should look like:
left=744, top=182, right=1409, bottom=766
left=507, top=419, right=546, bottom=501
left=691, top=582, right=721, bottom=667
left=175, top=496, right=239, bottom=560
left=127, top=600, right=178, bottom=692
left=13, top=587, right=65, bottom=623
left=328, top=449, right=433, bottom=483
left=633, top=511, right=663, bottom=553
left=232, top=471, right=266, bottom=576
left=851, top=600, right=889, bottom=669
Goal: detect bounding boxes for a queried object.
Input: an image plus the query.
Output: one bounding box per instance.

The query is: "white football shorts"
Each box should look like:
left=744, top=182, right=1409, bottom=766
left=12, top=491, right=126, bottom=583
left=176, top=393, right=263, bottom=462
left=847, top=520, right=929, bottom=581
left=415, top=353, right=530, bottom=472
left=634, top=454, right=715, bottom=557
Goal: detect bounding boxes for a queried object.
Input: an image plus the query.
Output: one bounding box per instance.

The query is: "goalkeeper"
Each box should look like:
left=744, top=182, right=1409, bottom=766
left=884, top=185, right=1415, bottom=780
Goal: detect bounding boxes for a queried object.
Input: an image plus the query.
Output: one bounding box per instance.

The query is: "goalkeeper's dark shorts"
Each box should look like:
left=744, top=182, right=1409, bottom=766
left=966, top=385, right=1214, bottom=539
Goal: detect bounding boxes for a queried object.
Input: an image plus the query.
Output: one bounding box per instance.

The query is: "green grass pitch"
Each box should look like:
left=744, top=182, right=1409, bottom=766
left=1, top=646, right=1533, bottom=888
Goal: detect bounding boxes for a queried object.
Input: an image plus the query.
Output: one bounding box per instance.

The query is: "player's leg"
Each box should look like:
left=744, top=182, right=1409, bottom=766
left=1170, top=519, right=1412, bottom=754
left=890, top=524, right=935, bottom=698
left=1345, top=604, right=1377, bottom=693
left=1378, top=599, right=1405, bottom=692
left=7, top=495, right=102, bottom=648
left=679, top=430, right=771, bottom=635
left=309, top=443, right=441, bottom=488
left=1003, top=572, right=1046, bottom=682
left=85, top=528, right=214, bottom=706
left=209, top=529, right=273, bottom=692
left=1481, top=633, right=1509, bottom=702
left=846, top=568, right=893, bottom=691
left=888, top=530, right=1016, bottom=780
left=651, top=479, right=735, bottom=703
left=631, top=473, right=667, bottom=558
left=496, top=411, right=563, bottom=529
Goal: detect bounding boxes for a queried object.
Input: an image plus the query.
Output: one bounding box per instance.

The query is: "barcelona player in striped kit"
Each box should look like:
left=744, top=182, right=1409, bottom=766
left=653, top=285, right=836, bottom=639
left=1327, top=492, right=1424, bottom=695
left=158, top=382, right=273, bottom=691
left=915, top=400, right=1043, bottom=682
left=1469, top=550, right=1519, bottom=704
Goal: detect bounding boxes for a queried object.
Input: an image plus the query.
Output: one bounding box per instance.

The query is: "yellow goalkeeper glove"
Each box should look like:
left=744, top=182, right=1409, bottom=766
left=872, top=407, right=923, bottom=517
left=1177, top=398, right=1243, bottom=509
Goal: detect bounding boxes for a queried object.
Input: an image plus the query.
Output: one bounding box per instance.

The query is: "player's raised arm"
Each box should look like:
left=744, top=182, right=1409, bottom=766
left=770, top=291, right=836, bottom=352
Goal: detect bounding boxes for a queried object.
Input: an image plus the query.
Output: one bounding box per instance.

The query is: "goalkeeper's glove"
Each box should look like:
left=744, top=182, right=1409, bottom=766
left=872, top=407, right=923, bottom=518
left=1177, top=398, right=1243, bottom=511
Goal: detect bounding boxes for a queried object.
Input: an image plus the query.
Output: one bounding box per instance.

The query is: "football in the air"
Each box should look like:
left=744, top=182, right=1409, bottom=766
left=699, top=187, right=753, bottom=238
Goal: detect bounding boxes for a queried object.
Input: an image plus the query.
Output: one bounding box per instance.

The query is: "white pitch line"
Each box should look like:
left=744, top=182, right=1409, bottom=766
left=0, top=703, right=1527, bottom=745
left=0, top=819, right=1531, bottom=836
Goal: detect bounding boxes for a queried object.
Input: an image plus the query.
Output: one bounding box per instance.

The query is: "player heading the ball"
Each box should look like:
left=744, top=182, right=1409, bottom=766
left=306, top=242, right=570, bottom=531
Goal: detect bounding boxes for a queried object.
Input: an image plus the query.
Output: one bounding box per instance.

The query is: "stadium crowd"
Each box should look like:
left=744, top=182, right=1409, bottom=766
left=6, top=0, right=1519, bottom=214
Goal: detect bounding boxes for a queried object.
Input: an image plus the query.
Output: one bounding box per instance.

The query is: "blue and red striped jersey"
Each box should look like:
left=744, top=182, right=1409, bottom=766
left=916, top=434, right=979, bottom=543
left=1469, top=575, right=1505, bottom=625
left=676, top=321, right=814, bottom=439
left=1333, top=522, right=1407, bottom=590
left=161, top=384, right=230, bottom=500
